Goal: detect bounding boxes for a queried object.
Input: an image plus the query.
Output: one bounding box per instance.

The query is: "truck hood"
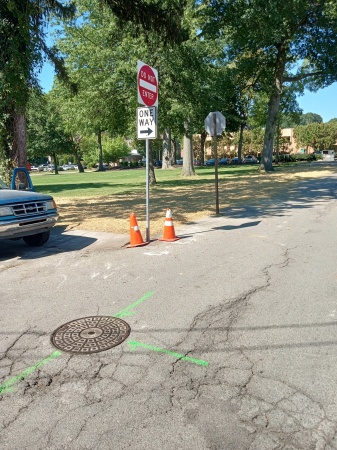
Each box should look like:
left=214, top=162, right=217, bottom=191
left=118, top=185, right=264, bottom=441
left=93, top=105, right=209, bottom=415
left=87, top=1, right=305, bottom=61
left=0, top=189, right=53, bottom=205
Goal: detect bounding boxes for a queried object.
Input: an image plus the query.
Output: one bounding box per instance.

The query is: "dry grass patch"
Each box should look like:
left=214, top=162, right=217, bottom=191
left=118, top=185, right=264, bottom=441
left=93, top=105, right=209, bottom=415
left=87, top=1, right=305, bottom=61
left=54, top=164, right=337, bottom=235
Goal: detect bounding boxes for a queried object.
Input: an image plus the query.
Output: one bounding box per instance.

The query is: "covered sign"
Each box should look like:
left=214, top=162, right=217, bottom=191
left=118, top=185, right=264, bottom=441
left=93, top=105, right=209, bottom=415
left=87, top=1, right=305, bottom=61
left=204, top=112, right=226, bottom=136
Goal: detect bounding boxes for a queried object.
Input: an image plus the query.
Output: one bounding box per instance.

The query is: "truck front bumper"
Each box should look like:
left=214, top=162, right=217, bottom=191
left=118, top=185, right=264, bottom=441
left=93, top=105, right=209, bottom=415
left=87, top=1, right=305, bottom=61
left=0, top=214, right=59, bottom=240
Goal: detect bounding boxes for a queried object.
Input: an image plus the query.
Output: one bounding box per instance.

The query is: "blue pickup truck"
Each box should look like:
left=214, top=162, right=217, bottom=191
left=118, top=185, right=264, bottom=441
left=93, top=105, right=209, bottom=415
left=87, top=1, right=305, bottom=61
left=0, top=168, right=58, bottom=246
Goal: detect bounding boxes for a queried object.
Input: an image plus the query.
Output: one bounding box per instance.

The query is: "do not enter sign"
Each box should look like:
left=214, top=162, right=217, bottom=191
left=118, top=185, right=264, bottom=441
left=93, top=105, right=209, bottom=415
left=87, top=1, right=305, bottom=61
left=137, top=60, right=158, bottom=107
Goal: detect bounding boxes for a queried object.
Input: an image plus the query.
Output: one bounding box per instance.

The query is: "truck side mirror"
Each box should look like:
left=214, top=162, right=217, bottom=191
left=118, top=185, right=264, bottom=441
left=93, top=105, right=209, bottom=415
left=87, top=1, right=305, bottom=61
left=11, top=168, right=34, bottom=191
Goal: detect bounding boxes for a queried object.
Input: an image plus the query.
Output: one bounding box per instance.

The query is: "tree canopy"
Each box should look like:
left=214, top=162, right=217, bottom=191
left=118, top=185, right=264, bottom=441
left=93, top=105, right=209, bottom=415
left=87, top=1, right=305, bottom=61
left=1, top=0, right=337, bottom=177
left=200, top=0, right=337, bottom=171
left=0, top=0, right=75, bottom=176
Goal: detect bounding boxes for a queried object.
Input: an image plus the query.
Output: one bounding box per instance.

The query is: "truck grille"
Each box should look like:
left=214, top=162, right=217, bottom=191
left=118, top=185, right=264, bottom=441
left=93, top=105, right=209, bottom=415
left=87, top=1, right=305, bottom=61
left=12, top=201, right=47, bottom=216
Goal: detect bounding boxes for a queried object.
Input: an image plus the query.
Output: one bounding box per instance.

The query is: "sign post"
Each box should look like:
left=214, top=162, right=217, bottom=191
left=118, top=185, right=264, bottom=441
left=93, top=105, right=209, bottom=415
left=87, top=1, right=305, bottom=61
left=137, top=61, right=158, bottom=242
left=205, top=111, right=226, bottom=215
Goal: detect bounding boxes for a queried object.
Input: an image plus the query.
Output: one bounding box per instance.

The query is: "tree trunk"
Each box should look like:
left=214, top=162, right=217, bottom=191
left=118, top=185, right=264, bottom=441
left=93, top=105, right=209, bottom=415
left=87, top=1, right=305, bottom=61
left=12, top=111, right=27, bottom=168
left=200, top=129, right=206, bottom=165
left=181, top=121, right=196, bottom=177
left=238, top=123, right=245, bottom=163
left=149, top=146, right=156, bottom=186
left=74, top=146, right=84, bottom=173
left=97, top=130, right=104, bottom=171
left=1, top=116, right=14, bottom=184
left=275, top=120, right=280, bottom=163
left=172, top=137, right=177, bottom=163
left=162, top=128, right=173, bottom=169
left=260, top=47, right=287, bottom=172
left=52, top=152, right=59, bottom=174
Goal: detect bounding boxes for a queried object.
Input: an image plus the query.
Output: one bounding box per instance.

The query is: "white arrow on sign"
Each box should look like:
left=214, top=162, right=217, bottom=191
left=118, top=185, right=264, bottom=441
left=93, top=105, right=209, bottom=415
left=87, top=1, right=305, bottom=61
left=137, top=107, right=157, bottom=140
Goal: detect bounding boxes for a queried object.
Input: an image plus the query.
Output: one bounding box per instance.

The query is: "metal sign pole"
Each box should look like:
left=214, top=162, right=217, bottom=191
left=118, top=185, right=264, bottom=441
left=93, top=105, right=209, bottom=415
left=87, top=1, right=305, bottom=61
left=146, top=138, right=150, bottom=242
left=213, top=113, right=219, bottom=214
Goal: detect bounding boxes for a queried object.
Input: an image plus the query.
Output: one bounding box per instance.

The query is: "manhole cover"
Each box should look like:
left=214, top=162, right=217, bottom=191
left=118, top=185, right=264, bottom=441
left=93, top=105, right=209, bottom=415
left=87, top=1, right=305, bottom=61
left=51, top=316, right=131, bottom=354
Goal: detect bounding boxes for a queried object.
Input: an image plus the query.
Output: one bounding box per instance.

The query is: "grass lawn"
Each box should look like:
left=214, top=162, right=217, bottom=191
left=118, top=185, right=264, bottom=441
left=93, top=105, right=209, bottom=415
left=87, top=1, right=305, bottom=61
left=30, top=163, right=337, bottom=236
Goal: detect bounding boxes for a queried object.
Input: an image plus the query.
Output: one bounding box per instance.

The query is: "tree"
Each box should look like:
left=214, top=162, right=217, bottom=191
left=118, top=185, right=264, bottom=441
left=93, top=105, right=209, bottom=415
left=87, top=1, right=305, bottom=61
left=202, top=0, right=337, bottom=172
left=299, top=112, right=323, bottom=125
left=181, top=121, right=195, bottom=176
left=102, top=135, right=130, bottom=164
left=102, top=0, right=189, bottom=45
left=293, top=122, right=337, bottom=152
left=162, top=129, right=174, bottom=169
left=0, top=1, right=75, bottom=177
left=27, top=89, right=73, bottom=173
left=54, top=3, right=134, bottom=167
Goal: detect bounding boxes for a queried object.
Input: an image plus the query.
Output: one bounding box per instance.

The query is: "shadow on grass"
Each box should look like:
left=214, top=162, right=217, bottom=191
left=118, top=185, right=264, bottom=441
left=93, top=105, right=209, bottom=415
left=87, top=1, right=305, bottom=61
left=54, top=173, right=337, bottom=234
left=223, top=175, right=337, bottom=220
left=35, top=182, right=141, bottom=195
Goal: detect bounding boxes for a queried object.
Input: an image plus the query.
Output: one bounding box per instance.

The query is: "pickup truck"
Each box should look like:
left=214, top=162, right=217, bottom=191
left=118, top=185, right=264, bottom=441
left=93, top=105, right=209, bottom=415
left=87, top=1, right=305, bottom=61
left=0, top=168, right=58, bottom=246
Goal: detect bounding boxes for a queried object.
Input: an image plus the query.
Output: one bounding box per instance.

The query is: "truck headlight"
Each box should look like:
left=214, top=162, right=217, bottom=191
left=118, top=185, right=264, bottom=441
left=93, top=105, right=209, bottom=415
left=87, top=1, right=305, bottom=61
left=0, top=206, right=13, bottom=216
left=47, top=200, right=57, bottom=210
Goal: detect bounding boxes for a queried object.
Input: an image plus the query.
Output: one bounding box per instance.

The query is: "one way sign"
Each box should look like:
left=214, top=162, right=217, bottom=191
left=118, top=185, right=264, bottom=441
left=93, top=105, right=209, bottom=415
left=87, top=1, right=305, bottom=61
left=137, top=106, right=157, bottom=139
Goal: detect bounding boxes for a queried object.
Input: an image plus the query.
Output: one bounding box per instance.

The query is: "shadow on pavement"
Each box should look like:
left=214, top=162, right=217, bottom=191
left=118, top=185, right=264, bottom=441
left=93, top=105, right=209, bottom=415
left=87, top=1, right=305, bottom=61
left=0, top=226, right=97, bottom=261
left=221, top=176, right=337, bottom=220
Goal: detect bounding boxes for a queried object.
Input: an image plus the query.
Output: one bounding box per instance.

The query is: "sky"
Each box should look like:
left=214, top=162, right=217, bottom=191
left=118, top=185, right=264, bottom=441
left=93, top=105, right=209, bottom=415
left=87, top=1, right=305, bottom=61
left=38, top=64, right=337, bottom=123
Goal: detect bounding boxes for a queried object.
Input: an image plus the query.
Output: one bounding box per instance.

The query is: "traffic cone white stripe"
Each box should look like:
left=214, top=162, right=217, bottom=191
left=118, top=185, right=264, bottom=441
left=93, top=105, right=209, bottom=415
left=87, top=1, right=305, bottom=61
left=159, top=208, right=179, bottom=242
left=126, top=213, right=148, bottom=248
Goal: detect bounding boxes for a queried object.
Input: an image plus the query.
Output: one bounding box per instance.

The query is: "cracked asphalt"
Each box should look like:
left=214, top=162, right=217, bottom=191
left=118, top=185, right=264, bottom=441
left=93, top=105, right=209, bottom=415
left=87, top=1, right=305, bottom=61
left=1, top=174, right=337, bottom=449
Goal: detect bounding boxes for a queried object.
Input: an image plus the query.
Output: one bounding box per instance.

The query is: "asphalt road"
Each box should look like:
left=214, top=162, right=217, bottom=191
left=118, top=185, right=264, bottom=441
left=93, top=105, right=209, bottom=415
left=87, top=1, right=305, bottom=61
left=1, top=173, right=337, bottom=449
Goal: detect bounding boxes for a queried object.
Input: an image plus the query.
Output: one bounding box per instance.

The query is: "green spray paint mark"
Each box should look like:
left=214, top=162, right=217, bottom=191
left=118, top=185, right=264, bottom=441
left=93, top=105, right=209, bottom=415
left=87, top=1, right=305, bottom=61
left=115, top=291, right=154, bottom=318
left=0, top=350, right=62, bottom=395
left=128, top=340, right=208, bottom=367
left=0, top=293, right=154, bottom=396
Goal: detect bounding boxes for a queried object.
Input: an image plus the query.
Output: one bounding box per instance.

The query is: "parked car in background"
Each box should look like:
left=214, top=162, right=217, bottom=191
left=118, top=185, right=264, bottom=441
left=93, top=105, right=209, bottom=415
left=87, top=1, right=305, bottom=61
left=0, top=168, right=58, bottom=246
left=176, top=159, right=183, bottom=165
left=218, top=158, right=229, bottom=166
left=154, top=160, right=162, bottom=167
left=205, top=159, right=216, bottom=166
left=30, top=165, right=39, bottom=171
left=243, top=155, right=259, bottom=164
left=231, top=157, right=242, bottom=165
left=194, top=160, right=202, bottom=166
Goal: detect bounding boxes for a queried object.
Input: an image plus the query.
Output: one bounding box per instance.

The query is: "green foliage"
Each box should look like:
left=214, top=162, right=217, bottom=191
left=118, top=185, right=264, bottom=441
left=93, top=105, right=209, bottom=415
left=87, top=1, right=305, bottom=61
left=0, top=0, right=75, bottom=169
left=299, top=113, right=323, bottom=125
left=81, top=133, right=130, bottom=167
left=103, top=135, right=130, bottom=162
left=291, top=153, right=318, bottom=162
left=200, top=0, right=337, bottom=170
left=27, top=89, right=73, bottom=161
left=293, top=122, right=337, bottom=151
left=102, top=0, right=189, bottom=45
left=232, top=128, right=265, bottom=156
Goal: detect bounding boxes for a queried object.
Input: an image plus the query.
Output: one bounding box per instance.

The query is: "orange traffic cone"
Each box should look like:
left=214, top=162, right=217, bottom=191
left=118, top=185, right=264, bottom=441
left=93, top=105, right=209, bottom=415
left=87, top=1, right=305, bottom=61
left=159, top=208, right=180, bottom=242
left=126, top=213, right=148, bottom=248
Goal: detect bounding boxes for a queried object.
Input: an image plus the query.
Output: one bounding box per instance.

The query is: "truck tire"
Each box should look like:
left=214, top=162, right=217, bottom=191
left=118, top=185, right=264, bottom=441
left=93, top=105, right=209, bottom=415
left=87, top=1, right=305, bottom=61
left=23, top=231, right=50, bottom=247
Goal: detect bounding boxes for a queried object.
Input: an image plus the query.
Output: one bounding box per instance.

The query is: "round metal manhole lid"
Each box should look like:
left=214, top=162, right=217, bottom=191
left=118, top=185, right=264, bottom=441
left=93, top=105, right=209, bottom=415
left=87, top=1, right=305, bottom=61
left=51, top=316, right=131, bottom=354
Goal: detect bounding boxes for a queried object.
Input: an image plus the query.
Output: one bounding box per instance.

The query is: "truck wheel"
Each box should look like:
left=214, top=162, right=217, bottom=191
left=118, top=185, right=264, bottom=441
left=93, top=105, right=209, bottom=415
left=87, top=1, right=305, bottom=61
left=23, top=231, right=50, bottom=247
